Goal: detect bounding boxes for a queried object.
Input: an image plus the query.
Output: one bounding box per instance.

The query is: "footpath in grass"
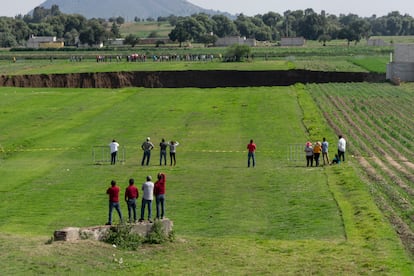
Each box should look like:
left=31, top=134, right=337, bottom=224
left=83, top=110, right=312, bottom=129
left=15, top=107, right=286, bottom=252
left=0, top=86, right=413, bottom=274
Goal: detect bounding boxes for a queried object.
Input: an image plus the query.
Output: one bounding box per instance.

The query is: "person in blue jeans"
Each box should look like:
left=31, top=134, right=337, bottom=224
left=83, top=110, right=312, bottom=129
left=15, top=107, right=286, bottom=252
left=247, top=139, right=256, bottom=167
left=106, top=180, right=123, bottom=225
left=154, top=173, right=166, bottom=219
left=141, top=137, right=154, bottom=166
left=159, top=138, right=168, bottom=166
left=139, top=176, right=154, bottom=223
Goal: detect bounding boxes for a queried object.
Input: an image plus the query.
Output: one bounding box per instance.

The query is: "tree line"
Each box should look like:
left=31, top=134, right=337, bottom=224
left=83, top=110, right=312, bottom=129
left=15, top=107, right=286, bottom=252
left=0, top=5, right=413, bottom=48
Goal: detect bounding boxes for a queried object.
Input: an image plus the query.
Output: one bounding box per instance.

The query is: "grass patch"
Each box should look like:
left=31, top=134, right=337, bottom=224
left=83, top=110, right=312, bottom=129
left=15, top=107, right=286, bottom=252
left=0, top=85, right=412, bottom=274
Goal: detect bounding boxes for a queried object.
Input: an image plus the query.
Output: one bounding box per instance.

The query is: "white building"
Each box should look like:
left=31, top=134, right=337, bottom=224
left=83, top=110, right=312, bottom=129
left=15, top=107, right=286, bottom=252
left=215, top=36, right=256, bottom=47
left=386, top=44, right=414, bottom=82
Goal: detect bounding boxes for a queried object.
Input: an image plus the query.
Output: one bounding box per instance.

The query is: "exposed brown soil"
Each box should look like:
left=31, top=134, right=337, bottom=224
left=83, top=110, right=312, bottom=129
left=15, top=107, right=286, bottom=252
left=0, top=70, right=385, bottom=88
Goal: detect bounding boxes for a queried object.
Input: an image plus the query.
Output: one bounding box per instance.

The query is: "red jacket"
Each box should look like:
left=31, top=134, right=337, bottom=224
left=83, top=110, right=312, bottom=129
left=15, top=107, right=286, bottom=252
left=125, top=185, right=139, bottom=200
left=106, top=186, right=120, bottom=203
left=154, top=173, right=166, bottom=196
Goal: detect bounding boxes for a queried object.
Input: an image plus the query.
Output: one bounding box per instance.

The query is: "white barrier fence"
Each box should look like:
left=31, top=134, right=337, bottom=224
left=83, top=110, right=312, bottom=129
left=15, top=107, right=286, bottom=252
left=92, top=146, right=126, bottom=164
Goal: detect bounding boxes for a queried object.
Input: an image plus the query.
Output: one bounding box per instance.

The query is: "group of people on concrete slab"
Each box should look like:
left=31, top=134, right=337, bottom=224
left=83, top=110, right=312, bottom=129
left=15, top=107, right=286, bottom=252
left=305, top=135, right=346, bottom=167
left=105, top=173, right=167, bottom=225
left=108, top=137, right=180, bottom=166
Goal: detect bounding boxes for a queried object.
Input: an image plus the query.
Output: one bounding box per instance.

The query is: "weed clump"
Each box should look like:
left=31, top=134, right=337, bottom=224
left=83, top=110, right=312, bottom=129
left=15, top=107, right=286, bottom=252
left=102, top=221, right=173, bottom=250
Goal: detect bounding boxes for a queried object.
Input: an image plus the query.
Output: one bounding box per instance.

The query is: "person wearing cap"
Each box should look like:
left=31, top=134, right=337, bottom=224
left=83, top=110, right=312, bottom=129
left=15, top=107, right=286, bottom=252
left=139, top=175, right=154, bottom=222
left=125, top=178, right=139, bottom=223
left=141, top=137, right=154, bottom=166
left=304, top=141, right=314, bottom=167
left=106, top=180, right=123, bottom=225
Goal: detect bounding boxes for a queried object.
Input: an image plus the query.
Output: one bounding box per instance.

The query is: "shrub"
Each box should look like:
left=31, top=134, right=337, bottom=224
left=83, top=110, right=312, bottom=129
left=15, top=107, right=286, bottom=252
left=102, top=224, right=143, bottom=250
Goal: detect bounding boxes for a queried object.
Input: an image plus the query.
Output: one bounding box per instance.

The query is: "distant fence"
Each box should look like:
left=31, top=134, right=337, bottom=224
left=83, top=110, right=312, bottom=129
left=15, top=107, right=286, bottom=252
left=287, top=144, right=304, bottom=163
left=92, top=146, right=126, bottom=164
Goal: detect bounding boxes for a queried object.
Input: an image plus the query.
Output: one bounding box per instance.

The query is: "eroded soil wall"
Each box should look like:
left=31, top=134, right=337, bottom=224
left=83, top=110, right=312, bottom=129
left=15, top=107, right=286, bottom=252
left=0, top=70, right=385, bottom=88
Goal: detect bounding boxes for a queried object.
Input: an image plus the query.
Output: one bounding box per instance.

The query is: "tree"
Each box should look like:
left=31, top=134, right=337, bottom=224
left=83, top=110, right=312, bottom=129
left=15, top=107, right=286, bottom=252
left=110, top=22, right=121, bottom=38
left=124, top=34, right=140, bottom=47
left=211, top=15, right=237, bottom=37
left=224, top=44, right=251, bottom=62
left=318, top=34, right=331, bottom=46
left=168, top=17, right=204, bottom=46
left=79, top=19, right=108, bottom=46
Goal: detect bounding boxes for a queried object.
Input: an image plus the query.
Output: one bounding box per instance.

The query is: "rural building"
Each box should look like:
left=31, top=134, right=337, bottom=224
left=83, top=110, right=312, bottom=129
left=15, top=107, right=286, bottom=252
left=386, top=44, right=414, bottom=82
left=280, top=37, right=306, bottom=47
left=215, top=36, right=257, bottom=47
left=367, top=38, right=389, bottom=46
left=26, top=35, right=64, bottom=49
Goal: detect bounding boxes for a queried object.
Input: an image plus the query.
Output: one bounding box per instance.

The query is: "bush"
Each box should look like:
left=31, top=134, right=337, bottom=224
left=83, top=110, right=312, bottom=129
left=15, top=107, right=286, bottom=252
left=223, top=44, right=251, bottom=62
left=102, top=221, right=173, bottom=249
left=102, top=224, right=143, bottom=250
left=146, top=220, right=171, bottom=244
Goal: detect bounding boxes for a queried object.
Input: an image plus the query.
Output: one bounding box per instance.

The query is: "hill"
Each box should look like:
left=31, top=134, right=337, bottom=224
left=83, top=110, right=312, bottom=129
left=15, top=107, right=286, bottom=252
left=34, top=0, right=230, bottom=20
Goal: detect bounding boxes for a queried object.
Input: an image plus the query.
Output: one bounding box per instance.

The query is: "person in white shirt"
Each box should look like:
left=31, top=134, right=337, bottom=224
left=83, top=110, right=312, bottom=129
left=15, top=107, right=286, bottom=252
left=169, top=141, right=180, bottom=166
left=139, top=176, right=154, bottom=223
left=337, top=135, right=346, bottom=162
left=109, top=139, right=119, bottom=165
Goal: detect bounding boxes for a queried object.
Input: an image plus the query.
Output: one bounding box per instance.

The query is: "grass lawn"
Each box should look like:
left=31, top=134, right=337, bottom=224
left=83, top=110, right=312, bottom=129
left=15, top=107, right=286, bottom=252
left=0, top=86, right=412, bottom=274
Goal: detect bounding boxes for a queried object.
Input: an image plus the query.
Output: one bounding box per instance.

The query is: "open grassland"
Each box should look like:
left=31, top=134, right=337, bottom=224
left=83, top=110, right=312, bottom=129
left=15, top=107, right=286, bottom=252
left=0, top=52, right=388, bottom=76
left=0, top=85, right=413, bottom=274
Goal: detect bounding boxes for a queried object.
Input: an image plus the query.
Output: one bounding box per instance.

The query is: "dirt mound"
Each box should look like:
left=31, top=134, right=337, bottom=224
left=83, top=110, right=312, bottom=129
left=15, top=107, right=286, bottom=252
left=0, top=70, right=385, bottom=89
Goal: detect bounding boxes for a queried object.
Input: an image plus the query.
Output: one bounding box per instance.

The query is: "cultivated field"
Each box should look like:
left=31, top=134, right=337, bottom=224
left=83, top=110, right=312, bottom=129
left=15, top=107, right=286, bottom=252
left=309, top=82, right=414, bottom=254
left=0, top=83, right=413, bottom=274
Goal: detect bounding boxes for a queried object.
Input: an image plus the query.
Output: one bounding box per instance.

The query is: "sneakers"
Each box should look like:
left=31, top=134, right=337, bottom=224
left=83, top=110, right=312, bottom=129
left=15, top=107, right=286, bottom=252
left=105, top=222, right=111, bottom=225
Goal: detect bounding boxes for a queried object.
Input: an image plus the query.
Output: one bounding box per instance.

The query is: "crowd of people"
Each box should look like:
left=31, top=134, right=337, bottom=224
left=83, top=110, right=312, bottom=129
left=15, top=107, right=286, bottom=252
left=304, top=135, right=346, bottom=167
left=106, top=173, right=167, bottom=225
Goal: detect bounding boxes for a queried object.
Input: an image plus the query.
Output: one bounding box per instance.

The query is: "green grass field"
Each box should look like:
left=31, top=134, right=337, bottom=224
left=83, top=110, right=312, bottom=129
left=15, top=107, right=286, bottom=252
left=1, top=85, right=413, bottom=274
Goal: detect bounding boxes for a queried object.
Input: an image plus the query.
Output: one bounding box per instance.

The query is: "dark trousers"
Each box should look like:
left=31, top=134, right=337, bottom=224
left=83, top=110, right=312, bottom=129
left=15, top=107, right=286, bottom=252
left=170, top=152, right=176, bottom=166
left=111, top=151, right=117, bottom=164
left=306, top=155, right=313, bottom=167
left=338, top=150, right=345, bottom=161
left=142, top=150, right=151, bottom=166
left=160, top=150, right=167, bottom=165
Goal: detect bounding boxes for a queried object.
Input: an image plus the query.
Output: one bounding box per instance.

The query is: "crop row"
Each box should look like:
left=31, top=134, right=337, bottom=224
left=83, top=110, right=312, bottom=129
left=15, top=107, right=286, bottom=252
left=308, top=82, right=414, bottom=253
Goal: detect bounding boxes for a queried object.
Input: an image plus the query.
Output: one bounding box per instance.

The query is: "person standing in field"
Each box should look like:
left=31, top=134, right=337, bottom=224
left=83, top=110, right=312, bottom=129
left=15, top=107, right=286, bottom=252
left=109, top=139, right=119, bottom=165
left=154, top=173, right=166, bottom=220
left=125, top=178, right=139, bottom=223
left=106, top=180, right=123, bottom=225
left=247, top=139, right=256, bottom=168
left=338, top=135, right=346, bottom=162
left=322, top=137, right=329, bottom=165
left=304, top=141, right=314, bottom=167
left=313, top=141, right=322, bottom=167
left=141, top=137, right=154, bottom=166
left=169, top=140, right=180, bottom=166
left=159, top=138, right=168, bottom=166
left=139, top=176, right=154, bottom=223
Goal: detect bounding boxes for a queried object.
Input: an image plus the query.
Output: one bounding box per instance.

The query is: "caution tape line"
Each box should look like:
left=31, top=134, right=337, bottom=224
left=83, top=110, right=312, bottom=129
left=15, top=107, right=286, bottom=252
left=2, top=147, right=80, bottom=152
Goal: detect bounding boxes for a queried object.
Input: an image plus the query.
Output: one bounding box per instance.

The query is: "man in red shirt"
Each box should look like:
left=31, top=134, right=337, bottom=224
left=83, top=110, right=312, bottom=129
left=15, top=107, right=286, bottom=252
left=106, top=180, right=123, bottom=225
left=154, top=173, right=166, bottom=219
left=125, top=178, right=139, bottom=223
left=247, top=139, right=256, bottom=168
